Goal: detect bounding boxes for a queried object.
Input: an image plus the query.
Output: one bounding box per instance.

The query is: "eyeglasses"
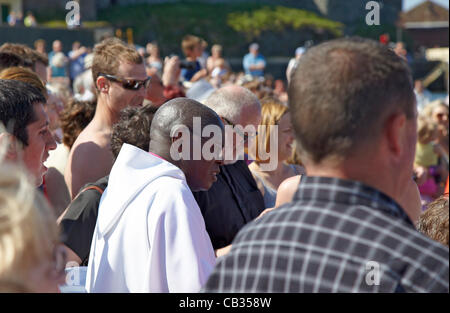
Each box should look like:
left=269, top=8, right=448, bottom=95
left=221, top=116, right=258, bottom=143
left=99, top=73, right=151, bottom=91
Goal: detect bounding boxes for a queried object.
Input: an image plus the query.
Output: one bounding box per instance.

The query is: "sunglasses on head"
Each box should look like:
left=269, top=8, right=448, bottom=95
left=99, top=73, right=151, bottom=91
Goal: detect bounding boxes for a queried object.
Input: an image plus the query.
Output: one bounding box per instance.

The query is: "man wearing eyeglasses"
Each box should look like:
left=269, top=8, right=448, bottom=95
left=193, top=85, right=266, bottom=255
left=65, top=38, right=150, bottom=199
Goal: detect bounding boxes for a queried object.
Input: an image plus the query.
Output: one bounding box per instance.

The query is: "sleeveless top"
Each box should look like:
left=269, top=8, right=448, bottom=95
left=253, top=165, right=301, bottom=209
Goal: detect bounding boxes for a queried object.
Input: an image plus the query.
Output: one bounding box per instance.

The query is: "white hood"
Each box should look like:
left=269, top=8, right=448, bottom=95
left=97, top=143, right=185, bottom=237
left=87, top=143, right=215, bottom=292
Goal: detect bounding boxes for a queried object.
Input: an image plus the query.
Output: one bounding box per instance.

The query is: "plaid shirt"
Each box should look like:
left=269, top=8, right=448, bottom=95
left=203, top=176, right=449, bottom=293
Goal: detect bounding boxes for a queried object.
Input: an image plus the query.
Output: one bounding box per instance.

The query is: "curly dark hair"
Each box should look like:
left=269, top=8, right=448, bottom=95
left=111, top=104, right=158, bottom=159
left=59, top=99, right=96, bottom=149
left=417, top=195, right=449, bottom=247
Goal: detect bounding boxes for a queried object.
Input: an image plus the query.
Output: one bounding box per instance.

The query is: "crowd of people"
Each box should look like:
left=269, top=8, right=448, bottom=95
left=5, top=11, right=38, bottom=27
left=0, top=32, right=448, bottom=293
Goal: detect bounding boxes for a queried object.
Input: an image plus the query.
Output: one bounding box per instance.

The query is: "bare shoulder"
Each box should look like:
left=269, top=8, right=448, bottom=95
left=278, top=175, right=301, bottom=193
left=65, top=127, right=113, bottom=198
left=71, top=126, right=111, bottom=151
left=68, top=132, right=113, bottom=170
left=275, top=175, right=302, bottom=208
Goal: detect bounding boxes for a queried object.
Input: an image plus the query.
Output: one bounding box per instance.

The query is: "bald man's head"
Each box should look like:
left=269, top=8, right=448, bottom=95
left=150, top=97, right=223, bottom=143
left=149, top=97, right=225, bottom=191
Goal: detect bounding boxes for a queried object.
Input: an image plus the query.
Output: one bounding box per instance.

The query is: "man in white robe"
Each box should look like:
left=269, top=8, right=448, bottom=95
left=86, top=98, right=225, bottom=292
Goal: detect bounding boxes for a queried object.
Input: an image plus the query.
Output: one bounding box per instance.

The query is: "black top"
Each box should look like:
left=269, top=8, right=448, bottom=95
left=193, top=161, right=265, bottom=250
left=60, top=175, right=109, bottom=266
left=203, top=176, right=449, bottom=293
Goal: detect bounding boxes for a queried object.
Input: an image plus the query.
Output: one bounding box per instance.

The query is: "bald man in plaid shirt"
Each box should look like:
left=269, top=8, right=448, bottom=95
left=203, top=37, right=449, bottom=293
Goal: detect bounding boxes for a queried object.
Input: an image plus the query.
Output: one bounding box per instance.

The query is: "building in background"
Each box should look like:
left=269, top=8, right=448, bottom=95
left=399, top=0, right=449, bottom=49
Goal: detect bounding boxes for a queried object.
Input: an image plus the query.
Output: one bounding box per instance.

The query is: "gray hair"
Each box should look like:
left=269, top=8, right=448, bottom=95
left=204, top=85, right=261, bottom=123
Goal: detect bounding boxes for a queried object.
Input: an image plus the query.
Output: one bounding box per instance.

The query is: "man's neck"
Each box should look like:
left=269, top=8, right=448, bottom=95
left=91, top=96, right=119, bottom=129
left=305, top=160, right=399, bottom=205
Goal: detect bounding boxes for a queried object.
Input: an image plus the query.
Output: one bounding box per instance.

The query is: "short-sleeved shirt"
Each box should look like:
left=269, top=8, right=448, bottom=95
left=203, top=176, right=449, bottom=292
left=242, top=53, right=266, bottom=77
left=60, top=176, right=109, bottom=265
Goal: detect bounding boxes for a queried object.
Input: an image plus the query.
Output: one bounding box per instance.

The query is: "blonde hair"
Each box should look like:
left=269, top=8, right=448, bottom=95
left=417, top=115, right=437, bottom=144
left=0, top=163, right=59, bottom=286
left=253, top=98, right=289, bottom=163
left=422, top=99, right=448, bottom=120
left=286, top=141, right=304, bottom=166
left=0, top=66, right=47, bottom=97
left=91, top=37, right=143, bottom=88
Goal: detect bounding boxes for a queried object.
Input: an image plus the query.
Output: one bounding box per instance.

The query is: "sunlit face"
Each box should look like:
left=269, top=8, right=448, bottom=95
left=184, top=132, right=225, bottom=192
left=222, top=107, right=261, bottom=164
left=194, top=44, right=203, bottom=58
left=212, top=47, right=222, bottom=58
left=277, top=112, right=295, bottom=162
left=150, top=45, right=159, bottom=57
left=107, top=61, right=148, bottom=115
left=432, top=105, right=449, bottom=128
left=185, top=156, right=223, bottom=192
left=53, top=41, right=62, bottom=52
left=21, top=103, right=57, bottom=186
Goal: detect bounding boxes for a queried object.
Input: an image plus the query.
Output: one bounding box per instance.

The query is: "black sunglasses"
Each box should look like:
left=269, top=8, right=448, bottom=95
left=99, top=73, right=151, bottom=91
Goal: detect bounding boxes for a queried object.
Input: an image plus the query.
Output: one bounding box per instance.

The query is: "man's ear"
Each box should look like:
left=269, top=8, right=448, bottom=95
left=171, top=131, right=184, bottom=153
left=96, top=76, right=109, bottom=94
left=0, top=133, right=18, bottom=161
left=384, top=112, right=407, bottom=159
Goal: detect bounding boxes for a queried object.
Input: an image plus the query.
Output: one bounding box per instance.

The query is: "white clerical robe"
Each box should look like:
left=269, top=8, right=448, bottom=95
left=85, top=143, right=216, bottom=292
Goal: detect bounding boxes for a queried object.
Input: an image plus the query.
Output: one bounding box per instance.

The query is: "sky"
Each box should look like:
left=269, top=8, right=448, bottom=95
left=402, top=0, right=449, bottom=11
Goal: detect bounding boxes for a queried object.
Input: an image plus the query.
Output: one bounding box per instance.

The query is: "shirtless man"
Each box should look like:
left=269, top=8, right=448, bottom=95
left=64, top=38, right=149, bottom=198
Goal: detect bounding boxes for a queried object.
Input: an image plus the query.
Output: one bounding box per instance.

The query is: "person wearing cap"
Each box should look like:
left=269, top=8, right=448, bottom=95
left=286, top=46, right=305, bottom=83
left=243, top=43, right=266, bottom=78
